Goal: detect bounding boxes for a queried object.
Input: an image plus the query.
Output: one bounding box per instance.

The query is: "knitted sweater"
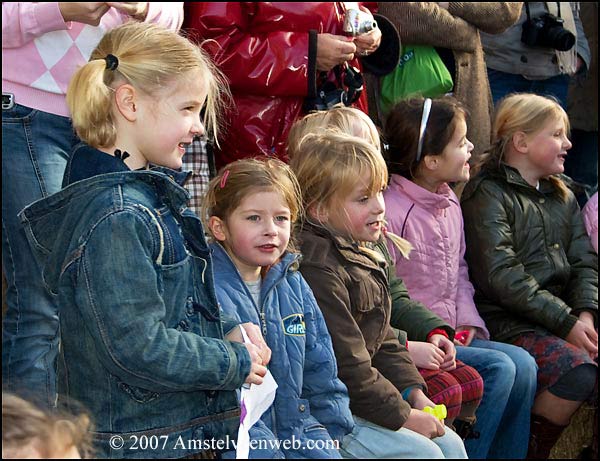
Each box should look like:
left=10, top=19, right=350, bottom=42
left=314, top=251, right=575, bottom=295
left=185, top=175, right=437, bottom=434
left=2, top=2, right=183, bottom=117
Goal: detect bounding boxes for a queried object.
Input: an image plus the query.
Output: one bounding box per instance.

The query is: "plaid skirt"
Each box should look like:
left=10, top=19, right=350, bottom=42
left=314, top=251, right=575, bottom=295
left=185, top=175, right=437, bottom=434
left=512, top=330, right=597, bottom=395
left=420, top=360, right=484, bottom=420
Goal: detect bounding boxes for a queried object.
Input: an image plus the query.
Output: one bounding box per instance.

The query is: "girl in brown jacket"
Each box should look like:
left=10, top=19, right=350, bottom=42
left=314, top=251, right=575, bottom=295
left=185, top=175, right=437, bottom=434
left=290, top=130, right=467, bottom=458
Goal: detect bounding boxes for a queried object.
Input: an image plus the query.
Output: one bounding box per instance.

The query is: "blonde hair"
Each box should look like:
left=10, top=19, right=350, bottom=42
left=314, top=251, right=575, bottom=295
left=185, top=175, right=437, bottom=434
left=474, top=93, right=571, bottom=201
left=67, top=22, right=229, bottom=148
left=2, top=393, right=93, bottom=458
left=203, top=157, right=303, bottom=252
left=288, top=106, right=381, bottom=159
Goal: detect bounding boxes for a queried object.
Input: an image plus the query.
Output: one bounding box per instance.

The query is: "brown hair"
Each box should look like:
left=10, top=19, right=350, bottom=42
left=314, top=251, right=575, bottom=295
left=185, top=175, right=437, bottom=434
left=2, top=393, right=93, bottom=458
left=67, top=22, right=229, bottom=148
left=203, top=157, right=303, bottom=252
left=473, top=93, right=571, bottom=201
left=383, top=96, right=468, bottom=179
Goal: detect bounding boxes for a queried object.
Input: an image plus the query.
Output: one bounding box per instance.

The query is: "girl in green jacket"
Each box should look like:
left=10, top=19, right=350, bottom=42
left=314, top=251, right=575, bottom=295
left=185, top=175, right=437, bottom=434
left=462, top=93, right=598, bottom=459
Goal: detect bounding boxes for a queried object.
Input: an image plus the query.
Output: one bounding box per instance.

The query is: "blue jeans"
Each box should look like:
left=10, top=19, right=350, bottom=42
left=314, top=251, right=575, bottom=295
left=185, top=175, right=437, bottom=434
left=340, top=416, right=467, bottom=459
left=456, top=339, right=538, bottom=459
left=2, top=103, right=77, bottom=408
left=487, top=68, right=571, bottom=109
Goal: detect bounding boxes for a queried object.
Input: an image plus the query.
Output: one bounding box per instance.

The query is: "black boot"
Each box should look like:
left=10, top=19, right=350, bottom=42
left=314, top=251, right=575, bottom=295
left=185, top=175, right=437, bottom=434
left=528, top=414, right=568, bottom=459
left=453, top=417, right=480, bottom=440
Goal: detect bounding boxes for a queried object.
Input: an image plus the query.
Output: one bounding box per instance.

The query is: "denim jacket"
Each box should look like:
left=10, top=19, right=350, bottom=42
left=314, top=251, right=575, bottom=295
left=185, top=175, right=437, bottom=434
left=18, top=144, right=251, bottom=458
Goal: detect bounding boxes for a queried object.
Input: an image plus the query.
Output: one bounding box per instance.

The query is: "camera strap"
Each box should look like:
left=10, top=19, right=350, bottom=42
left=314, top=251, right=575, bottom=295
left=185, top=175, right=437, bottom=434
left=546, top=2, right=578, bottom=75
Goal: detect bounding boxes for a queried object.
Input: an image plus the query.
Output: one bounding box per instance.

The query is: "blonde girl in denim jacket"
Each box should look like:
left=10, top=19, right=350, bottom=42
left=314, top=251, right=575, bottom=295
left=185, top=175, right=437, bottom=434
left=19, top=22, right=269, bottom=458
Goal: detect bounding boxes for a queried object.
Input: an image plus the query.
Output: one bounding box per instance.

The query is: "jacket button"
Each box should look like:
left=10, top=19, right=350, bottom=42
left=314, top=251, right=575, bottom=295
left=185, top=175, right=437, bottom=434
left=539, top=198, right=545, bottom=204
left=179, top=320, right=190, bottom=331
left=553, top=243, right=560, bottom=250
left=299, top=404, right=306, bottom=412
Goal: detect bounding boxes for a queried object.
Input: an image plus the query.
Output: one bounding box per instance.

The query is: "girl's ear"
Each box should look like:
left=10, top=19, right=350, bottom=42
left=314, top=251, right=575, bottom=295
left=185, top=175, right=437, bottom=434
left=114, top=84, right=138, bottom=122
left=422, top=154, right=439, bottom=171
left=307, top=204, right=328, bottom=223
left=208, top=216, right=227, bottom=242
left=512, top=131, right=529, bottom=154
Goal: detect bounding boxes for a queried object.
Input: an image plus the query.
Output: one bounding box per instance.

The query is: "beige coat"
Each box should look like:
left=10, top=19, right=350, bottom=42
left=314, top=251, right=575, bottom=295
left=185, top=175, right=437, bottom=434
left=369, top=2, right=523, bottom=161
left=568, top=2, right=597, bottom=132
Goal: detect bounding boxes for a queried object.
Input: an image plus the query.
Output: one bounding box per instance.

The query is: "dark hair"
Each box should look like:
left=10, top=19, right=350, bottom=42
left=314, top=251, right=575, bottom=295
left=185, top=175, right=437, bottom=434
left=383, top=96, right=468, bottom=179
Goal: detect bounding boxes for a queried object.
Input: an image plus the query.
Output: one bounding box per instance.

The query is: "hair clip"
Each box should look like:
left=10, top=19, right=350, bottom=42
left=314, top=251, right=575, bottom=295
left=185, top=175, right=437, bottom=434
left=220, top=170, right=230, bottom=189
left=105, top=54, right=119, bottom=71
left=114, top=149, right=130, bottom=161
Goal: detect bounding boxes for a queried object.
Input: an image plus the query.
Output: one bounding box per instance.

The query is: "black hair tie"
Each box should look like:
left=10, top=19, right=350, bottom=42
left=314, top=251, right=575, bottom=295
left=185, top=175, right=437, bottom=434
left=105, top=54, right=119, bottom=71
left=114, top=149, right=130, bottom=161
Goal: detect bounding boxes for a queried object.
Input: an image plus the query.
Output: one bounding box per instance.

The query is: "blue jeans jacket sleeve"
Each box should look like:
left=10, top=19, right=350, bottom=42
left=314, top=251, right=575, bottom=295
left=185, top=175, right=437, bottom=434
left=300, top=278, right=354, bottom=442
left=74, top=209, right=251, bottom=392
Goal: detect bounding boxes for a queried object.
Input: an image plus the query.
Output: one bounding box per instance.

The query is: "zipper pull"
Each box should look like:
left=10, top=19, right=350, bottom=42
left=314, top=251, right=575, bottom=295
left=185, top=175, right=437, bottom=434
left=260, top=312, right=267, bottom=337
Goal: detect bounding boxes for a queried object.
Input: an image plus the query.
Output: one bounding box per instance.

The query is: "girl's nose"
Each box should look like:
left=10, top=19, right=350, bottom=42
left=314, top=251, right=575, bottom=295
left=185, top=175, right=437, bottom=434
left=192, top=118, right=205, bottom=138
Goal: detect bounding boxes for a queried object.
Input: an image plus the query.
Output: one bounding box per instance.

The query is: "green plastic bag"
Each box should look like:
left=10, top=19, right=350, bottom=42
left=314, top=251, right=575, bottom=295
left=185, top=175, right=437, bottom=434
left=380, top=45, right=453, bottom=114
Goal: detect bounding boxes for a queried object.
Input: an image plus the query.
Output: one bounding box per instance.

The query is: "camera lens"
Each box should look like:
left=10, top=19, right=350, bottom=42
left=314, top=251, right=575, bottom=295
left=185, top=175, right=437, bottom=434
left=549, top=27, right=575, bottom=51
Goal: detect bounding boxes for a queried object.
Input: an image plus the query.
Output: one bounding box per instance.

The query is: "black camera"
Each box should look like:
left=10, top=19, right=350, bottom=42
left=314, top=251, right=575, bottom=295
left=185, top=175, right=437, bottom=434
left=304, top=65, right=363, bottom=112
left=521, top=12, right=575, bottom=51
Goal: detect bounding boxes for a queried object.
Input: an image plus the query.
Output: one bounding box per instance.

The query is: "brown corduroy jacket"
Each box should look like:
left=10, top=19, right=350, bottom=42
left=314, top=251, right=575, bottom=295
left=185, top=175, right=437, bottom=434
left=298, top=222, right=425, bottom=431
left=369, top=2, right=523, bottom=162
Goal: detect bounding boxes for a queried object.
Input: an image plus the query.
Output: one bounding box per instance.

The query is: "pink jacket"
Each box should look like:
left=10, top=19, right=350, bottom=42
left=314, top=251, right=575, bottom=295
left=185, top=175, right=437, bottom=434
left=384, top=175, right=489, bottom=339
left=583, top=192, right=598, bottom=254
left=2, top=2, right=183, bottom=117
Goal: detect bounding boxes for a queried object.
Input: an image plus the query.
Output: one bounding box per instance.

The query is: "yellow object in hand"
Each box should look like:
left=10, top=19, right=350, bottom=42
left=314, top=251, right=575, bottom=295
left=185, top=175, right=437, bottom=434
left=423, top=404, right=447, bottom=420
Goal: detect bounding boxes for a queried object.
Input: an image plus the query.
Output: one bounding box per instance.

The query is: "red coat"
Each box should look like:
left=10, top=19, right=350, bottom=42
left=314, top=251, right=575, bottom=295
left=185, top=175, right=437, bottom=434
left=184, top=2, right=371, bottom=168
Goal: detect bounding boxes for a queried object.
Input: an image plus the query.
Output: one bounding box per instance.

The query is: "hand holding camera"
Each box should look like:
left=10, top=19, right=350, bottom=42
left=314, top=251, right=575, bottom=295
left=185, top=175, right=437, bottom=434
left=343, top=9, right=381, bottom=57
left=316, top=33, right=356, bottom=72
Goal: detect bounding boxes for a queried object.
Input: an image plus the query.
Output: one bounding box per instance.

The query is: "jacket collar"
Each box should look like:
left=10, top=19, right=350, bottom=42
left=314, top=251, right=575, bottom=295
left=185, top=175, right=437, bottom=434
left=301, top=221, right=387, bottom=273
left=209, top=242, right=300, bottom=294
left=389, top=174, right=455, bottom=210
left=463, top=163, right=561, bottom=200
left=494, top=163, right=558, bottom=195
left=64, top=143, right=191, bottom=188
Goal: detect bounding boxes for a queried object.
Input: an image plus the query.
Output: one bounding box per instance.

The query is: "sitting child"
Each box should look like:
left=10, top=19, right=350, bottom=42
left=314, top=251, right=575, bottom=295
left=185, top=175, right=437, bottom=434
left=291, top=129, right=467, bottom=458
left=289, top=106, right=483, bottom=435
left=462, top=93, right=598, bottom=459
left=203, top=157, right=353, bottom=458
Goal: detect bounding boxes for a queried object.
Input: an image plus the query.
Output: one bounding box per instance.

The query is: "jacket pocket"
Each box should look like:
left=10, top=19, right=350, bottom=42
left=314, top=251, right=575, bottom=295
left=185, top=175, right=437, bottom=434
left=349, top=273, right=384, bottom=313
left=118, top=381, right=159, bottom=404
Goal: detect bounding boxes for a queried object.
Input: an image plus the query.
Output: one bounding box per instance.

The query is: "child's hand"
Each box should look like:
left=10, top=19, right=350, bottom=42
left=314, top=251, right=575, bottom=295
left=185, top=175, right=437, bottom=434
left=225, top=323, right=272, bottom=366
left=402, top=409, right=446, bottom=439
left=240, top=323, right=272, bottom=366
left=428, top=334, right=456, bottom=371
left=406, top=388, right=436, bottom=411
left=567, top=319, right=599, bottom=360
left=408, top=341, right=444, bottom=370
left=454, top=326, right=476, bottom=347
left=243, top=343, right=268, bottom=385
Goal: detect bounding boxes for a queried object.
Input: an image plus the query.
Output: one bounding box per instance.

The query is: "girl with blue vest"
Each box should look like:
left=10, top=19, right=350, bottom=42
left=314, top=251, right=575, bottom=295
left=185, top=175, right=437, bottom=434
left=203, top=157, right=354, bottom=458
left=18, top=22, right=269, bottom=458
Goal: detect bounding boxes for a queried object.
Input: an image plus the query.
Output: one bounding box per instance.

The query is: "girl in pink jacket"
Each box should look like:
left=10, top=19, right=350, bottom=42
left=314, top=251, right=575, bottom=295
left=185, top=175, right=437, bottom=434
left=382, top=96, right=538, bottom=459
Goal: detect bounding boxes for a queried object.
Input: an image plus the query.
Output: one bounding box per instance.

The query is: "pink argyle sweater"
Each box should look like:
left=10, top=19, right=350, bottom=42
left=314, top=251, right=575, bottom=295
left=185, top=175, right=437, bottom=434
left=2, top=2, right=182, bottom=117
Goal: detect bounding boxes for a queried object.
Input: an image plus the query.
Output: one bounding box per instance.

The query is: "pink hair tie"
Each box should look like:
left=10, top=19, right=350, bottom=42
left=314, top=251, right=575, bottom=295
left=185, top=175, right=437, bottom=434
left=220, top=170, right=230, bottom=189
